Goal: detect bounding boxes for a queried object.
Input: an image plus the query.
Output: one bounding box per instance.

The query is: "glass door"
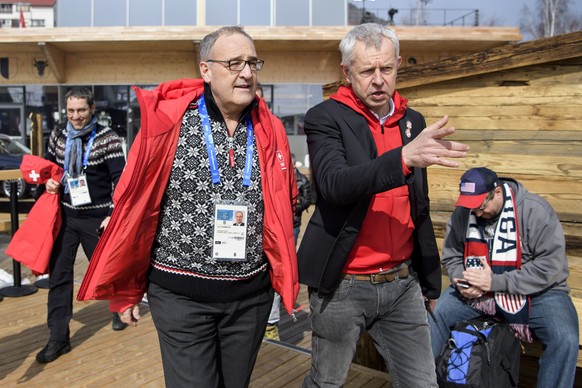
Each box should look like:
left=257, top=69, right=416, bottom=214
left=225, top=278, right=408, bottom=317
left=0, top=105, right=24, bottom=138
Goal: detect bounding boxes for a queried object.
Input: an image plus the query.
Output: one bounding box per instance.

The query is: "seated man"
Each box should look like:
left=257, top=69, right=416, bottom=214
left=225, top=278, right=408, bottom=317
left=430, top=167, right=579, bottom=388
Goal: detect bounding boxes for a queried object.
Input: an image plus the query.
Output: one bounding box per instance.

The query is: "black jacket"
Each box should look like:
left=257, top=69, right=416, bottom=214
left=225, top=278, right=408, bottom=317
left=294, top=167, right=312, bottom=228
left=297, top=98, right=441, bottom=299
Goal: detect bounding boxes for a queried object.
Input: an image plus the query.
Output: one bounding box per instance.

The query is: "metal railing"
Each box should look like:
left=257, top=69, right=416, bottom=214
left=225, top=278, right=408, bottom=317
left=350, top=7, right=480, bottom=27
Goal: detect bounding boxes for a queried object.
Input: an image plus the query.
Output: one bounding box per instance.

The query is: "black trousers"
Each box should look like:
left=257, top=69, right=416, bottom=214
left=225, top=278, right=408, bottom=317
left=148, top=282, right=274, bottom=388
left=47, top=212, right=102, bottom=342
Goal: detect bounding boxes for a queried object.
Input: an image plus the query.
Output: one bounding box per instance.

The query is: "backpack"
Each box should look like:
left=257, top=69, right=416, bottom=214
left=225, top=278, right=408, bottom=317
left=435, top=315, right=521, bottom=388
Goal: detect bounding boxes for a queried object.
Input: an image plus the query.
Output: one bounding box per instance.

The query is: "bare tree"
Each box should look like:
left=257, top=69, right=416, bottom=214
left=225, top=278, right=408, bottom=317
left=399, top=0, right=433, bottom=26
left=480, top=15, right=503, bottom=27
left=521, top=0, right=582, bottom=39
left=414, top=0, right=433, bottom=25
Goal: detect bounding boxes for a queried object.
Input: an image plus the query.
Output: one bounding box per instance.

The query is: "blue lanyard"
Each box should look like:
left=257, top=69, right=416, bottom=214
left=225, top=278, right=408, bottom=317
left=63, top=127, right=97, bottom=176
left=198, top=95, right=254, bottom=187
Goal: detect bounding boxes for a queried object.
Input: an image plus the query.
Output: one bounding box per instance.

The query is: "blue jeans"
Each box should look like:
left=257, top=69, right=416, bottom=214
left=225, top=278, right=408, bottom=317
left=303, top=272, right=437, bottom=388
left=431, top=286, right=579, bottom=388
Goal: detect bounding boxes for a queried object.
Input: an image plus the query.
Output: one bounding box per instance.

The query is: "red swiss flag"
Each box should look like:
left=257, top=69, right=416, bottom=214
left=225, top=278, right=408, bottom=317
left=19, top=7, right=26, bottom=28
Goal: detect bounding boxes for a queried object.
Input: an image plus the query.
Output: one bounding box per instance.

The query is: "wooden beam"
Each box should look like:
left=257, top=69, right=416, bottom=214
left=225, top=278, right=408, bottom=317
left=397, top=30, right=582, bottom=89
left=0, top=169, right=22, bottom=180
left=192, top=40, right=200, bottom=78
left=38, top=42, right=65, bottom=83
left=29, top=112, right=44, bottom=157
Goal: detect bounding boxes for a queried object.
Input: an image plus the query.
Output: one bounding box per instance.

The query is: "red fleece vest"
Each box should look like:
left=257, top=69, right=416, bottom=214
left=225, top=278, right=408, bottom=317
left=331, top=87, right=414, bottom=274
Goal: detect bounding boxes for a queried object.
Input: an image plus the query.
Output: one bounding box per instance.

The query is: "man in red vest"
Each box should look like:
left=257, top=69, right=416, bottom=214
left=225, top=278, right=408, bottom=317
left=298, top=23, right=468, bottom=387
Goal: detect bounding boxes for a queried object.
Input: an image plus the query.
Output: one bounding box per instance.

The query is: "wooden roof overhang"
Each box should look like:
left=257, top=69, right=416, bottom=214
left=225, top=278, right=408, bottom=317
left=0, top=25, right=521, bottom=83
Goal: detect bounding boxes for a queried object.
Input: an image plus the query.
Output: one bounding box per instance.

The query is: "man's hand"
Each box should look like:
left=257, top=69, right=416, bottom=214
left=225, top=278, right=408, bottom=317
left=458, top=285, right=485, bottom=299
left=426, top=298, right=436, bottom=312
left=462, top=257, right=492, bottom=292
left=119, top=304, right=141, bottom=326
left=402, top=116, right=469, bottom=168
left=424, top=297, right=437, bottom=322
left=454, top=277, right=484, bottom=298
left=100, top=216, right=111, bottom=230
left=45, top=178, right=61, bottom=194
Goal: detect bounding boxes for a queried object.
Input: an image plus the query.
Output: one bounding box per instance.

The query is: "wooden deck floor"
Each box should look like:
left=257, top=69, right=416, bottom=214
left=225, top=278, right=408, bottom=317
left=0, top=230, right=392, bottom=387
left=0, top=284, right=392, bottom=387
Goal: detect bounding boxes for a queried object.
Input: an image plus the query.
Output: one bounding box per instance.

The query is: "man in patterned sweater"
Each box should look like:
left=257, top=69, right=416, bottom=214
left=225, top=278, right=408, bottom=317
left=77, top=26, right=299, bottom=387
left=36, top=87, right=126, bottom=363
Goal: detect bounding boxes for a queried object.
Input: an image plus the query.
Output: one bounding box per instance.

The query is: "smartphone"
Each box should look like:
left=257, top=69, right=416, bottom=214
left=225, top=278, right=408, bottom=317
left=456, top=280, right=470, bottom=289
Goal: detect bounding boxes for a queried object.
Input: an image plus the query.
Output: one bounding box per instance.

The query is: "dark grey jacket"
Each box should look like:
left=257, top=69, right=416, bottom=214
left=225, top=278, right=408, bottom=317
left=442, top=178, right=570, bottom=294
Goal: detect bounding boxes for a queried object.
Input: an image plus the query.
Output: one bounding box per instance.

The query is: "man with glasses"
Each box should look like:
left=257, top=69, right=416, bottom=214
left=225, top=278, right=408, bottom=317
left=431, top=167, right=578, bottom=388
left=77, top=26, right=298, bottom=387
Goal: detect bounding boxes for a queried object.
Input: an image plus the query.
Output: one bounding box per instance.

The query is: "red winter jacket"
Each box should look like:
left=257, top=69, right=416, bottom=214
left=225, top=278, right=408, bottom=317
left=77, top=79, right=299, bottom=314
left=5, top=155, right=63, bottom=275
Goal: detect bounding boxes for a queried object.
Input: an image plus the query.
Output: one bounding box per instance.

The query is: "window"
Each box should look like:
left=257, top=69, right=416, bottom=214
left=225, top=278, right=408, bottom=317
left=94, top=0, right=126, bottom=27
left=129, top=0, right=162, bottom=26
left=206, top=0, right=236, bottom=25
left=128, top=84, right=156, bottom=150
left=313, top=0, right=345, bottom=26
left=271, top=84, right=323, bottom=135
left=57, top=0, right=92, bottom=27
left=276, top=0, right=309, bottom=26
left=165, top=0, right=198, bottom=26
left=25, top=85, right=58, bottom=142
left=93, top=85, right=130, bottom=138
left=0, top=4, right=12, bottom=14
left=0, top=87, right=24, bottom=104
left=240, top=0, right=270, bottom=26
left=31, top=20, right=46, bottom=27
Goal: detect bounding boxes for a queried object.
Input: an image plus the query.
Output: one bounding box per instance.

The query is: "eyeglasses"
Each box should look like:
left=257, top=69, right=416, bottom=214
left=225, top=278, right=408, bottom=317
left=475, top=192, right=495, bottom=211
left=206, top=59, right=265, bottom=72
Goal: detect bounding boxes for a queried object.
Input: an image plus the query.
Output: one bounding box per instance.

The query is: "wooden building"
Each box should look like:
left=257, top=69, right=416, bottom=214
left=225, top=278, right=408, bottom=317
left=0, top=26, right=521, bottom=85
left=0, top=24, right=521, bottom=162
left=395, top=30, right=582, bottom=257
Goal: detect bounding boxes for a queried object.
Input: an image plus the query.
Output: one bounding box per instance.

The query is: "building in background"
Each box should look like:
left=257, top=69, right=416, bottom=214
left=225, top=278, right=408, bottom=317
left=0, top=0, right=55, bottom=28
left=0, top=0, right=520, bottom=163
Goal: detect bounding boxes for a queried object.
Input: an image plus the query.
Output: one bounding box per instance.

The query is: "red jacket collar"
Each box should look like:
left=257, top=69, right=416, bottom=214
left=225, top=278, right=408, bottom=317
left=330, top=85, right=408, bottom=127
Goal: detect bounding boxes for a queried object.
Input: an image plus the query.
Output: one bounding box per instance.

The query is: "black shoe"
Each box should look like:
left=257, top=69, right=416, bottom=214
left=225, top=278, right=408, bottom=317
left=36, top=340, right=71, bottom=363
left=112, top=313, right=128, bottom=331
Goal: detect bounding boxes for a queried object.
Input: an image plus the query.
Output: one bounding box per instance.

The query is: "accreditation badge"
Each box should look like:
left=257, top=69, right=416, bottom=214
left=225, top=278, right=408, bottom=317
left=212, top=202, right=248, bottom=261
left=67, top=174, right=92, bottom=206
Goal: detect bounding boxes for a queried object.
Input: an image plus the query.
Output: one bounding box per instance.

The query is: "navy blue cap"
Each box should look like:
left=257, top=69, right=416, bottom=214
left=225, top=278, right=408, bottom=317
left=455, top=167, right=498, bottom=208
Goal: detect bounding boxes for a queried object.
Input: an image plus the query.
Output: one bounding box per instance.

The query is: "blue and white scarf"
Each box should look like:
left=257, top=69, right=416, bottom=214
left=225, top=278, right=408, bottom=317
left=64, top=116, right=97, bottom=178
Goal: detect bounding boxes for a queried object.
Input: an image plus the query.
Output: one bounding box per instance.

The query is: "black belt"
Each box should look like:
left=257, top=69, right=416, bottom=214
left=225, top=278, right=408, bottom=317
left=342, top=266, right=410, bottom=285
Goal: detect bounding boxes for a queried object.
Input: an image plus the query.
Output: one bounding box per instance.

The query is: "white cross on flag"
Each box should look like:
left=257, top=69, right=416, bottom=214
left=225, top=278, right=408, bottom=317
left=28, top=170, right=40, bottom=182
